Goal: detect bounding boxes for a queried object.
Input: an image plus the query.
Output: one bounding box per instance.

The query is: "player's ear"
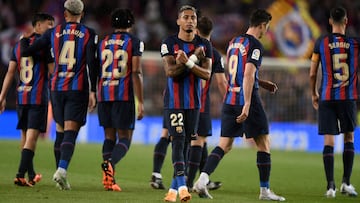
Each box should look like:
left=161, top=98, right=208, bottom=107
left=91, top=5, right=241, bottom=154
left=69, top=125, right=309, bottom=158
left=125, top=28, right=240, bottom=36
left=329, top=18, right=333, bottom=26
left=176, top=18, right=180, bottom=26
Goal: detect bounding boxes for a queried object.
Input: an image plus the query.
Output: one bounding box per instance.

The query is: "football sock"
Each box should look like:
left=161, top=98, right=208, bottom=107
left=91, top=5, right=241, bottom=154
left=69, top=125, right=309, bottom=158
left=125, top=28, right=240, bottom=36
left=171, top=136, right=186, bottom=177
left=342, top=142, right=354, bottom=185
left=27, top=149, right=35, bottom=177
left=323, top=145, right=335, bottom=189
left=111, top=138, right=131, bottom=166
left=202, top=146, right=224, bottom=175
left=170, top=177, right=178, bottom=190
left=199, top=142, right=208, bottom=171
left=102, top=139, right=115, bottom=161
left=176, top=175, right=186, bottom=187
left=257, top=151, right=271, bottom=188
left=187, top=145, right=202, bottom=187
left=17, top=148, right=34, bottom=178
left=59, top=130, right=78, bottom=170
left=54, top=131, right=64, bottom=168
left=153, top=137, right=169, bottom=173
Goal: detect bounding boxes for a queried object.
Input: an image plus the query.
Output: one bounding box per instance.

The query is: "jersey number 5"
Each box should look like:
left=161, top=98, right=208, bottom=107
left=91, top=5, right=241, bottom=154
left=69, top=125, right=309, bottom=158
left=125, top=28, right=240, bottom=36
left=333, top=53, right=349, bottom=87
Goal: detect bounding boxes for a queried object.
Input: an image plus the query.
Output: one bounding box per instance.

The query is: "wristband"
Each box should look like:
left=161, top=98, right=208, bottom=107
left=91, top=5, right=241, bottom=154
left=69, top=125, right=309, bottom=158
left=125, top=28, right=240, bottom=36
left=189, top=54, right=199, bottom=64
left=185, top=59, right=195, bottom=69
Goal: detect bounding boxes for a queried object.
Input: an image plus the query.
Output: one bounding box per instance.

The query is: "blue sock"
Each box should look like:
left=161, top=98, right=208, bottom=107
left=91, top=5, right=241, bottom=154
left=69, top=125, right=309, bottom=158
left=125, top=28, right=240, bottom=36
left=170, top=177, right=178, bottom=190
left=59, top=130, right=78, bottom=170
left=176, top=175, right=186, bottom=187
left=58, top=160, right=69, bottom=169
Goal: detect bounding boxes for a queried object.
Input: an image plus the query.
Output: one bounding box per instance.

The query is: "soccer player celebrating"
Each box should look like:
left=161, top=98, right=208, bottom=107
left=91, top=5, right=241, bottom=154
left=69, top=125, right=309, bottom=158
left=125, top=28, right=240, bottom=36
left=161, top=5, right=212, bottom=202
left=21, top=0, right=98, bottom=190
left=310, top=6, right=358, bottom=198
left=0, top=13, right=54, bottom=186
left=150, top=16, right=227, bottom=192
left=98, top=8, right=144, bottom=192
left=193, top=9, right=285, bottom=201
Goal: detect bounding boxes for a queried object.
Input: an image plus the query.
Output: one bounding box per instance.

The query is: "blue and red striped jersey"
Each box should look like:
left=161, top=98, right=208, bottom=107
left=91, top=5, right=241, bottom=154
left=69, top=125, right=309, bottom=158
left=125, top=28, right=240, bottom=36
left=97, top=32, right=144, bottom=102
left=21, top=22, right=98, bottom=92
left=314, top=33, right=359, bottom=101
left=49, top=22, right=97, bottom=92
left=11, top=33, right=51, bottom=105
left=160, top=34, right=212, bottom=109
left=224, top=34, right=263, bottom=106
left=200, top=47, right=225, bottom=113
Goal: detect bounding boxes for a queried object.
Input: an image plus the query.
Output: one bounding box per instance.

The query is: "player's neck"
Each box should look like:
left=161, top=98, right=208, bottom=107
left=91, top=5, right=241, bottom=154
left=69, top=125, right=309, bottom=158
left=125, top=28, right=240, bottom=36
left=332, top=25, right=346, bottom=35
left=114, top=28, right=130, bottom=33
left=178, top=30, right=195, bottom=42
left=246, top=28, right=260, bottom=40
left=65, top=16, right=81, bottom=23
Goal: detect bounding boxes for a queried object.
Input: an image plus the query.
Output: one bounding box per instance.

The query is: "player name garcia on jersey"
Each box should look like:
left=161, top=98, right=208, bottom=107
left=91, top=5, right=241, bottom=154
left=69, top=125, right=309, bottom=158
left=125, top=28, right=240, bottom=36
left=55, top=29, right=85, bottom=38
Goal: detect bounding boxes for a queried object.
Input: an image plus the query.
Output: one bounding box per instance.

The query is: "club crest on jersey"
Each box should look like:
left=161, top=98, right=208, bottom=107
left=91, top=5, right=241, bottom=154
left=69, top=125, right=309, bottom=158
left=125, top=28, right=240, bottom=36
left=161, top=44, right=169, bottom=55
left=176, top=126, right=183, bottom=133
left=251, top=49, right=260, bottom=60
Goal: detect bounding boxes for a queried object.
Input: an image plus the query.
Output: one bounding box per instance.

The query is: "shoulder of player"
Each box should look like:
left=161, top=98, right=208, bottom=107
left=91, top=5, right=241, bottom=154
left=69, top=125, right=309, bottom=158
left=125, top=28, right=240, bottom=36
left=212, top=47, right=221, bottom=56
left=194, top=35, right=210, bottom=44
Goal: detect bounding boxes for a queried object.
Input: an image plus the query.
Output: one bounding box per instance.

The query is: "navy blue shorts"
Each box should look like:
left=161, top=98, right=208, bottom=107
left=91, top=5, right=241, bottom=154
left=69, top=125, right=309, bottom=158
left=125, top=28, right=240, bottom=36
left=220, top=104, right=244, bottom=137
left=50, top=91, right=89, bottom=127
left=98, top=101, right=135, bottom=130
left=318, top=100, right=356, bottom=135
left=16, top=104, right=48, bottom=133
left=197, top=112, right=212, bottom=137
left=221, top=92, right=269, bottom=138
left=164, top=109, right=199, bottom=140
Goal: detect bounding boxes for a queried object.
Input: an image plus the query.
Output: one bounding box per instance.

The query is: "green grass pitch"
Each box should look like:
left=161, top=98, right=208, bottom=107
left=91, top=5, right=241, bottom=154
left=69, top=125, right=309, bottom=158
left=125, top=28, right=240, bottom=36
left=0, top=139, right=359, bottom=203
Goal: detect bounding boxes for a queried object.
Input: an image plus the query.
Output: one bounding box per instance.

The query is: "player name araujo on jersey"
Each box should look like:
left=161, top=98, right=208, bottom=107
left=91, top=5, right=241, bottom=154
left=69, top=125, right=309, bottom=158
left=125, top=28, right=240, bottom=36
left=55, top=29, right=85, bottom=38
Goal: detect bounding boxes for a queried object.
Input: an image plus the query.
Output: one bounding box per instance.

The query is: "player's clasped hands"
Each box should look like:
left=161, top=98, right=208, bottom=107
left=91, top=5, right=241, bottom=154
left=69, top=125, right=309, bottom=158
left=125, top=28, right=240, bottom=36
left=176, top=50, right=189, bottom=64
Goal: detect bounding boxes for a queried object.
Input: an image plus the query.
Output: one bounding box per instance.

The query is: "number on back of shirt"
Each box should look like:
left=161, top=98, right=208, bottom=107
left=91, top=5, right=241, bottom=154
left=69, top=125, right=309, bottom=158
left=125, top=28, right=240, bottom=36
left=20, top=56, right=34, bottom=84
left=101, top=49, right=128, bottom=79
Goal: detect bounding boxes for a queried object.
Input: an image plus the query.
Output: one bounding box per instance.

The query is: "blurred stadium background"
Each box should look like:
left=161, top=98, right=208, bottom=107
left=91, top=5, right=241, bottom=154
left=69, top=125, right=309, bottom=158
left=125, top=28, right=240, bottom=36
left=0, top=0, right=360, bottom=152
